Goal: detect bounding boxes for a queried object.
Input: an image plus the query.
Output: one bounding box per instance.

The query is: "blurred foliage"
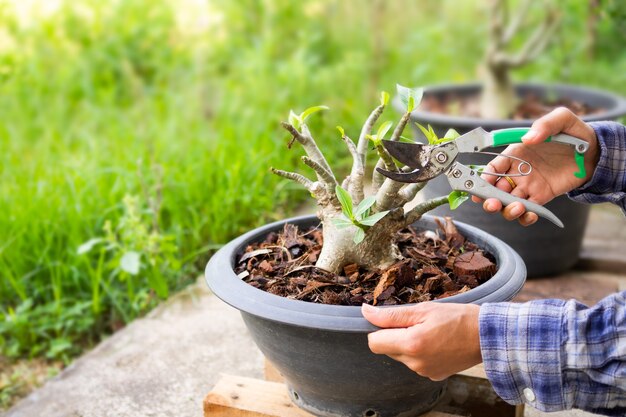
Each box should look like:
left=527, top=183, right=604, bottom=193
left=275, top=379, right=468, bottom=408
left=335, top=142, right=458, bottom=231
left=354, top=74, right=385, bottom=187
left=0, top=0, right=624, bottom=363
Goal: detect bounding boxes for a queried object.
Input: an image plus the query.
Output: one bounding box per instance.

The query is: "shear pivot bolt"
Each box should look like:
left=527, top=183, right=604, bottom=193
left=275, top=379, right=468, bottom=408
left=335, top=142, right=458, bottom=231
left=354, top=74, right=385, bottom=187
left=464, top=180, right=474, bottom=189
left=435, top=152, right=448, bottom=163
left=452, top=170, right=462, bottom=178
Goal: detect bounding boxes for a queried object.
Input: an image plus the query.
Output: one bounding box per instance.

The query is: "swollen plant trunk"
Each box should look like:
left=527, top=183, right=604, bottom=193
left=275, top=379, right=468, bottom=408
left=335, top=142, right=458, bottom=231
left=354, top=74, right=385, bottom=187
left=480, top=65, right=517, bottom=119
left=315, top=210, right=403, bottom=274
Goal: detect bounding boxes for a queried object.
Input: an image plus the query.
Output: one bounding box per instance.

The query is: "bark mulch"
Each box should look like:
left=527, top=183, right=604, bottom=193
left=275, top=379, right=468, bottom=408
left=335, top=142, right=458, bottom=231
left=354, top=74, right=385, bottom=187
left=235, top=217, right=497, bottom=306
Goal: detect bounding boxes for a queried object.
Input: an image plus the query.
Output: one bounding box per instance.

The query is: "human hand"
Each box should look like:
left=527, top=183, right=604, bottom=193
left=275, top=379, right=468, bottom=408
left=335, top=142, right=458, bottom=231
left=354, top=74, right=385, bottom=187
left=471, top=107, right=599, bottom=226
left=361, top=302, right=482, bottom=381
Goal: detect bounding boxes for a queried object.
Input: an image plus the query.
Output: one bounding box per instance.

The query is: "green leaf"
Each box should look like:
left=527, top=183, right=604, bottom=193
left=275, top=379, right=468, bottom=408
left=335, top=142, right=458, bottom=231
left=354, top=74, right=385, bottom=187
left=376, top=121, right=393, bottom=140
left=46, top=338, right=73, bottom=359
left=77, top=238, right=104, bottom=255
left=354, top=196, right=376, bottom=219
left=444, top=128, right=460, bottom=140
left=336, top=126, right=345, bottom=136
left=288, top=110, right=301, bottom=129
left=120, top=251, right=141, bottom=275
left=359, top=210, right=390, bottom=226
left=331, top=217, right=354, bottom=229
left=415, top=123, right=438, bottom=144
left=353, top=227, right=366, bottom=244
left=380, top=91, right=390, bottom=106
left=396, top=84, right=424, bottom=112
left=367, top=134, right=381, bottom=146
left=300, top=105, right=329, bottom=122
left=335, top=185, right=354, bottom=219
left=448, top=190, right=470, bottom=210
left=399, top=136, right=416, bottom=143
left=469, top=164, right=486, bottom=175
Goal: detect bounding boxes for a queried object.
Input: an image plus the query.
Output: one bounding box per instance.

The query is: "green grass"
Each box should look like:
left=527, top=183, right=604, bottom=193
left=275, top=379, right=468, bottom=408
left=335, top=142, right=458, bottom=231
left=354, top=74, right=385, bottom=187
left=0, top=0, right=625, bottom=362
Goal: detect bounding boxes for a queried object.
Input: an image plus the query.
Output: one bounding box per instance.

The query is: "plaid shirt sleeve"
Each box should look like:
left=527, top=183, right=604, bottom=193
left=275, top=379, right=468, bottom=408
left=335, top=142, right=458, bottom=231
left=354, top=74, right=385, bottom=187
left=567, top=121, right=626, bottom=214
left=479, top=292, right=626, bottom=415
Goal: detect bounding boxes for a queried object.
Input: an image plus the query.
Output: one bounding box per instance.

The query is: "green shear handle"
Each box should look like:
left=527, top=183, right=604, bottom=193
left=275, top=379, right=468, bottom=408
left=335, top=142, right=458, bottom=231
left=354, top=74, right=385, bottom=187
left=491, top=128, right=590, bottom=179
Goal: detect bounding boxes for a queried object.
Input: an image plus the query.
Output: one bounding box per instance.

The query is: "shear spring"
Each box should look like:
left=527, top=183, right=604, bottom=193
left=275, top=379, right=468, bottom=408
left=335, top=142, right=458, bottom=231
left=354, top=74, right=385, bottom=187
left=473, top=151, right=532, bottom=177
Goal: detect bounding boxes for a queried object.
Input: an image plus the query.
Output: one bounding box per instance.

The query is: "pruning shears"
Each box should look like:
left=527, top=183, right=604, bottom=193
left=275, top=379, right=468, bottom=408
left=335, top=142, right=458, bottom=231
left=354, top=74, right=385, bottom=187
left=376, top=127, right=590, bottom=228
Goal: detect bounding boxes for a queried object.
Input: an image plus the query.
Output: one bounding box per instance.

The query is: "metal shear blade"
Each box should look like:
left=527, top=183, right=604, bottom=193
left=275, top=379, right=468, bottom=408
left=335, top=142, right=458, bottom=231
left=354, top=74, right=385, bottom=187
left=380, top=140, right=428, bottom=168
left=375, top=167, right=426, bottom=183
left=379, top=140, right=456, bottom=182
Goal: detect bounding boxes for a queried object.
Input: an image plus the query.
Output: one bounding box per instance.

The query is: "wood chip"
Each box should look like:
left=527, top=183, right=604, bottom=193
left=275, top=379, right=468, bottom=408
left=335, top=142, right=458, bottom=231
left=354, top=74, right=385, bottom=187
left=239, top=248, right=272, bottom=263
left=453, top=251, right=497, bottom=281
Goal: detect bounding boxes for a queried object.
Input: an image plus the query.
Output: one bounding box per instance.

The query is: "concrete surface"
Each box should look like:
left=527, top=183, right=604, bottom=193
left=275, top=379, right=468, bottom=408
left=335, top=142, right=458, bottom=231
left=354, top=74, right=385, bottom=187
left=2, top=281, right=263, bottom=417
left=4, top=204, right=626, bottom=417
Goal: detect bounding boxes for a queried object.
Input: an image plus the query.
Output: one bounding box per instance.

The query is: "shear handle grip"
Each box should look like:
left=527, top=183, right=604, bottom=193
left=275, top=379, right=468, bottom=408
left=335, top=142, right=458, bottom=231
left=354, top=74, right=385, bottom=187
left=491, top=128, right=589, bottom=153
left=447, top=164, right=564, bottom=228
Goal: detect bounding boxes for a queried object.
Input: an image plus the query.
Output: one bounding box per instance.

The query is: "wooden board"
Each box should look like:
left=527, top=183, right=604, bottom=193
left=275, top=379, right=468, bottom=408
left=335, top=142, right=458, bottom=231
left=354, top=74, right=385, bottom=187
left=204, top=374, right=312, bottom=417
left=205, top=373, right=523, bottom=417
left=204, top=374, right=462, bottom=417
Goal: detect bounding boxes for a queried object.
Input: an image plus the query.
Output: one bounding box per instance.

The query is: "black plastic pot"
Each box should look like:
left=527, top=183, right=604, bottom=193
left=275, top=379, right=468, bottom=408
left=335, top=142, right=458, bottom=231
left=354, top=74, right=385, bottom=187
left=396, top=83, right=626, bottom=277
left=206, top=215, right=526, bottom=417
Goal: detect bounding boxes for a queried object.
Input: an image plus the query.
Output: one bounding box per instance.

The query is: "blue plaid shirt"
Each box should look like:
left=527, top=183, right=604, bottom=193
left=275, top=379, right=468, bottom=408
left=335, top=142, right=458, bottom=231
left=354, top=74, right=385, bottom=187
left=480, top=121, right=626, bottom=415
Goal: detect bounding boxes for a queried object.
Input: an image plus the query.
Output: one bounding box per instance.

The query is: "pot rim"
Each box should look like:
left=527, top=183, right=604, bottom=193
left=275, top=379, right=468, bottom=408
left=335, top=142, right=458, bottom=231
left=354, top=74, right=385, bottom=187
left=393, top=82, right=626, bottom=129
left=205, top=214, right=526, bottom=332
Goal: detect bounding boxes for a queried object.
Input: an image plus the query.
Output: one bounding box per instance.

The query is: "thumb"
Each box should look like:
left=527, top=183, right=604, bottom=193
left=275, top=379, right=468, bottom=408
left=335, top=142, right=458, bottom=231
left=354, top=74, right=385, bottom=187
left=361, top=303, right=434, bottom=328
left=521, top=107, right=583, bottom=145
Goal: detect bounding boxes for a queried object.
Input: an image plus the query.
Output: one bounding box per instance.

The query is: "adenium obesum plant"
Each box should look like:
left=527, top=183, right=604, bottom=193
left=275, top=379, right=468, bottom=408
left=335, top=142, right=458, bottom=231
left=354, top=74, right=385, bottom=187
left=271, top=86, right=468, bottom=274
left=480, top=0, right=560, bottom=118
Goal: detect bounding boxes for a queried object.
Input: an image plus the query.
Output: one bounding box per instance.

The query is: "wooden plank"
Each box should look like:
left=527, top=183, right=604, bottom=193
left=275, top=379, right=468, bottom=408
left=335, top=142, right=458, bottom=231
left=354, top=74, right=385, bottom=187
left=204, top=374, right=522, bottom=417
left=204, top=374, right=313, bottom=417
left=264, top=359, right=284, bottom=383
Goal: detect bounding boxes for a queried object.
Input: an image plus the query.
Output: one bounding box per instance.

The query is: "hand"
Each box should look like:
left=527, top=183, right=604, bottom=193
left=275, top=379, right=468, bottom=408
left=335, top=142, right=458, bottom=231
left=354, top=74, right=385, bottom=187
left=471, top=107, right=599, bottom=226
left=361, top=302, right=482, bottom=381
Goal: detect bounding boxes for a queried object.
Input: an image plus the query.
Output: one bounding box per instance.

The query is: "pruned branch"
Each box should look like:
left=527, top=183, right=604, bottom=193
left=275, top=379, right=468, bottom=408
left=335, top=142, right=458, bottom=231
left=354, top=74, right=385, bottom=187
left=271, top=167, right=314, bottom=190
left=399, top=182, right=426, bottom=204
left=357, top=103, right=386, bottom=159
left=302, top=156, right=337, bottom=188
left=371, top=110, right=412, bottom=190
left=403, top=196, right=449, bottom=226
left=345, top=103, right=387, bottom=203
left=501, top=8, right=560, bottom=68
left=281, top=121, right=335, bottom=179
left=375, top=143, right=397, bottom=172
left=488, top=1, right=560, bottom=69
left=501, top=0, right=533, bottom=44
left=389, top=111, right=411, bottom=142
left=340, top=132, right=364, bottom=201
left=488, top=0, right=506, bottom=47
left=371, top=159, right=386, bottom=193
left=375, top=168, right=411, bottom=212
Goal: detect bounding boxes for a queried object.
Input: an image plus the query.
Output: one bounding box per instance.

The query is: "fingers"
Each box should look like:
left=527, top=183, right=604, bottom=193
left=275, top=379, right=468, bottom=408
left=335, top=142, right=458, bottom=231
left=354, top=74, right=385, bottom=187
left=522, top=107, right=590, bottom=145
left=482, top=198, right=502, bottom=213
left=519, top=211, right=539, bottom=226
left=361, top=303, right=434, bottom=328
left=472, top=158, right=513, bottom=204
left=367, top=327, right=413, bottom=355
left=501, top=201, right=526, bottom=221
